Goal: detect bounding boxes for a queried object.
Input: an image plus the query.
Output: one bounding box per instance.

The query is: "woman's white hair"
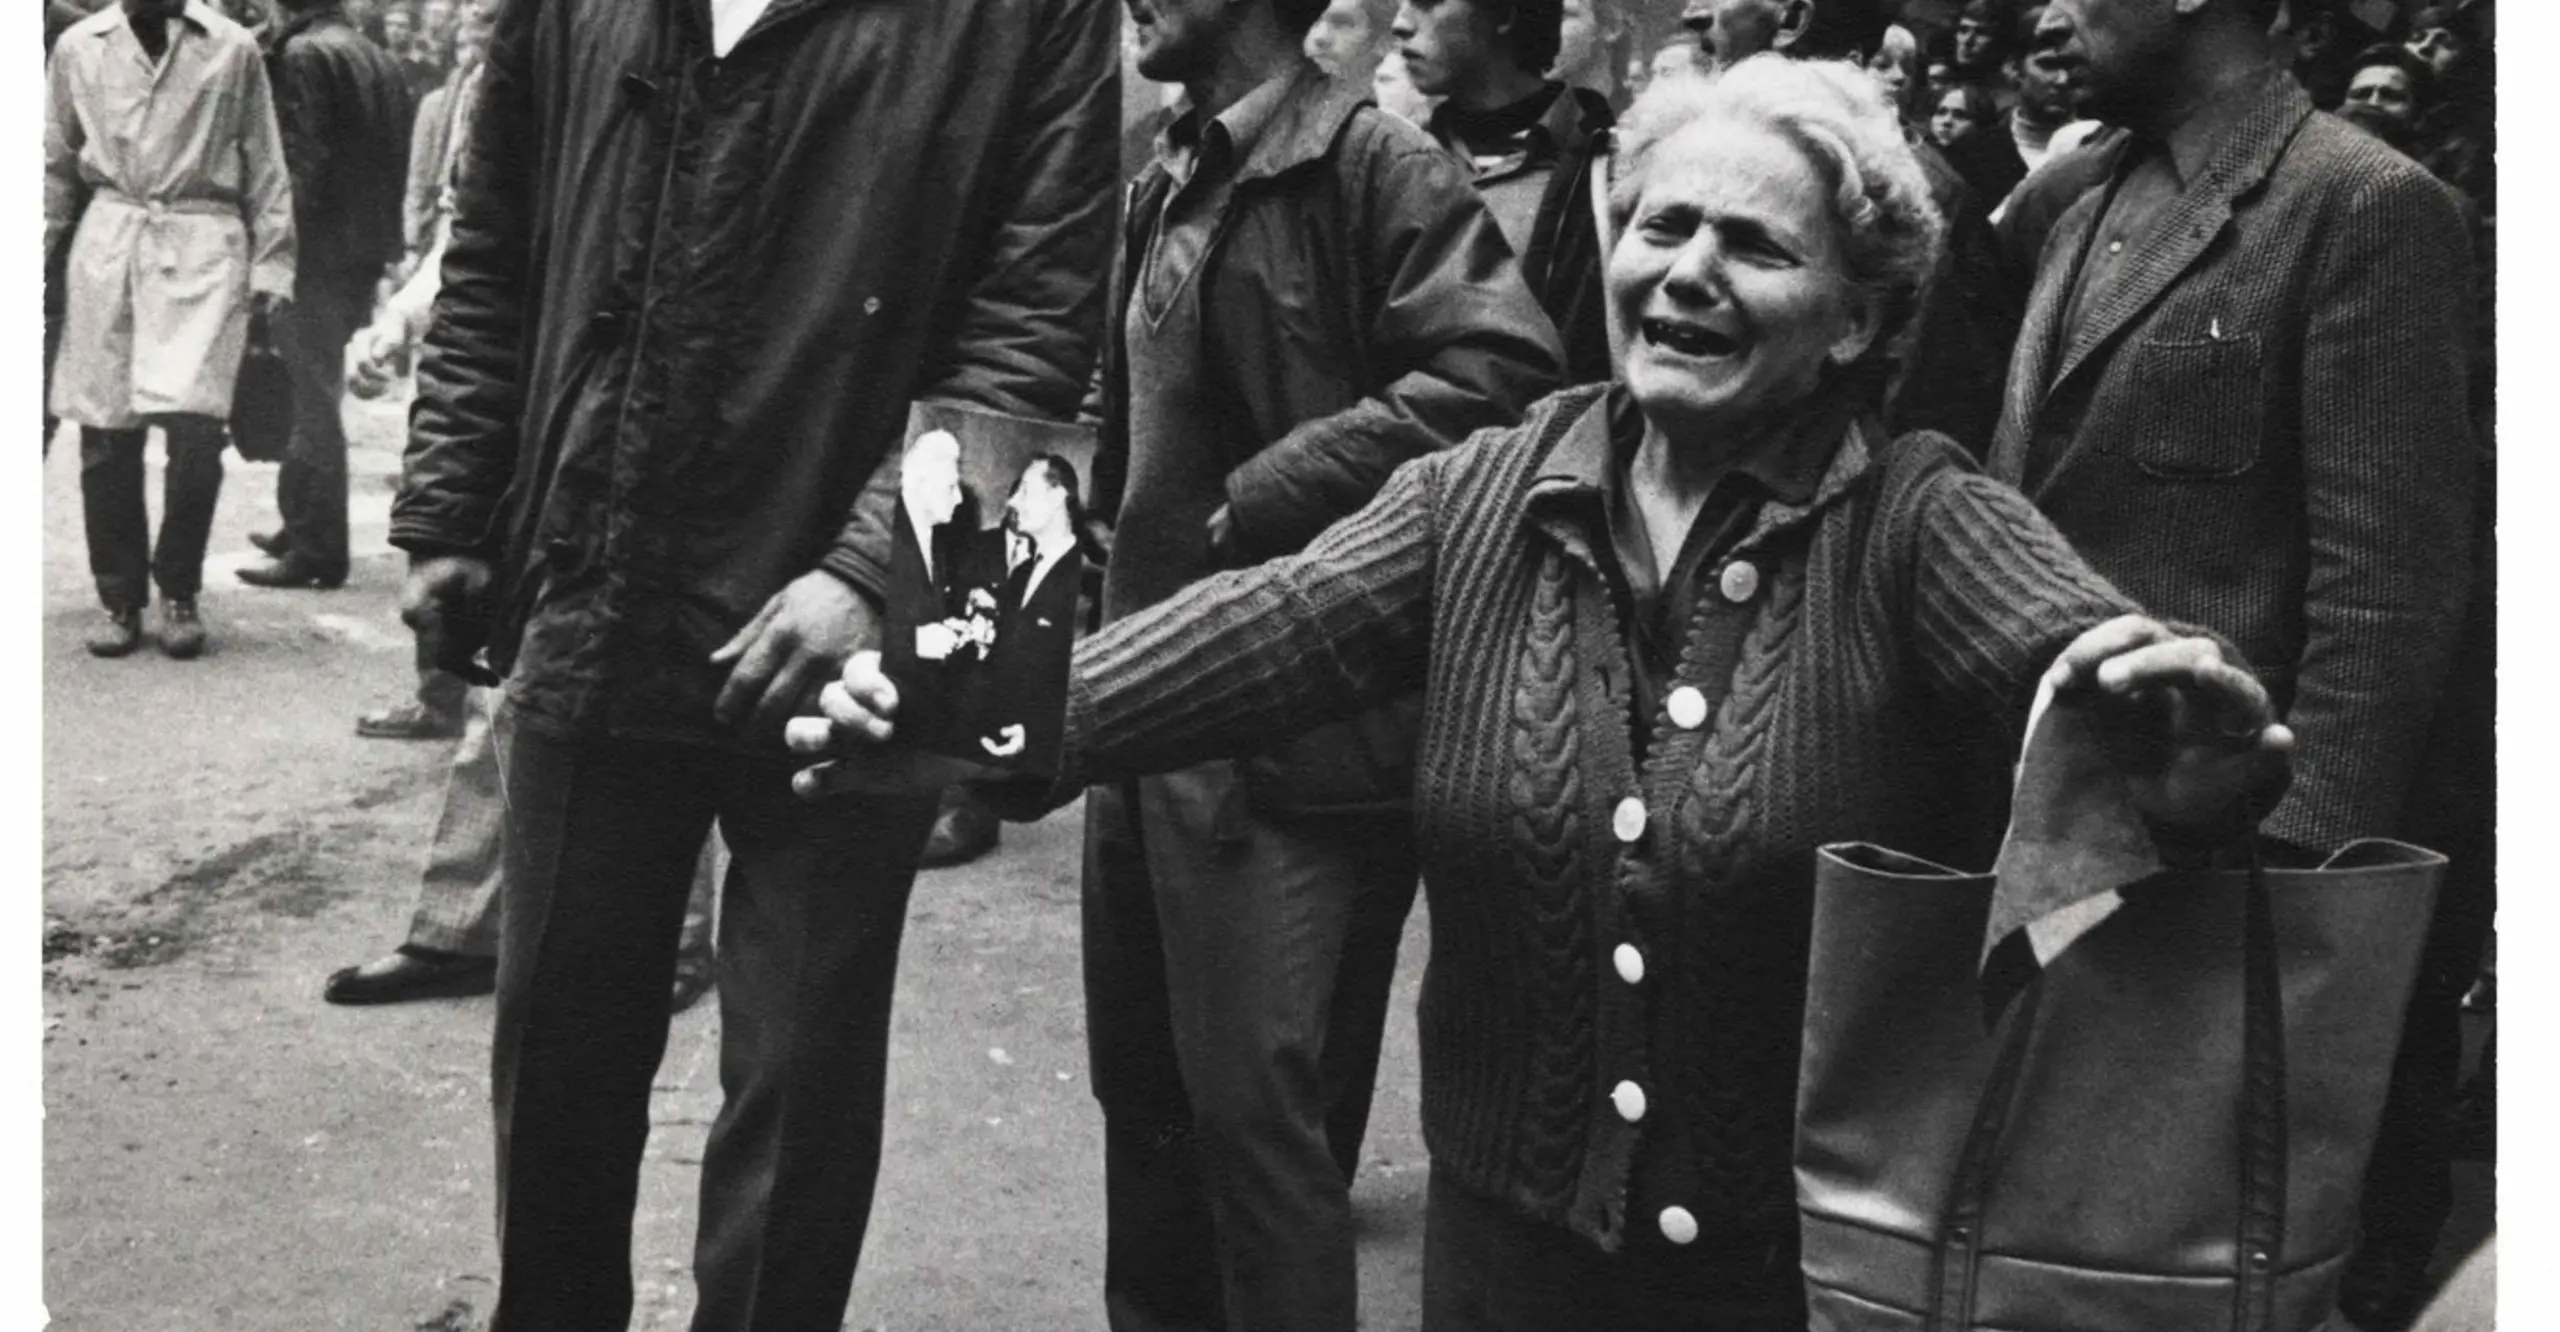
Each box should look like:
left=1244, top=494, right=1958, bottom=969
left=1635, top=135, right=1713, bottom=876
left=1608, top=55, right=1946, bottom=352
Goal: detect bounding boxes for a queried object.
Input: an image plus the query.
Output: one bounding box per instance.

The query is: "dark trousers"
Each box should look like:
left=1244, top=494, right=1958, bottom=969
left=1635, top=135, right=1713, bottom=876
left=273, top=272, right=372, bottom=574
left=489, top=715, right=939, bottom=1332
left=2344, top=570, right=2498, bottom=1329
left=1082, top=767, right=1419, bottom=1332
left=1420, top=1174, right=1805, bottom=1332
left=80, top=417, right=227, bottom=610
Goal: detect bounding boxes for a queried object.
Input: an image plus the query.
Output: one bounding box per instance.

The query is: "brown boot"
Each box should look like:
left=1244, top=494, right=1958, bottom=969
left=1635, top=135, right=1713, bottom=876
left=84, top=607, right=144, bottom=658
left=158, top=598, right=206, bottom=660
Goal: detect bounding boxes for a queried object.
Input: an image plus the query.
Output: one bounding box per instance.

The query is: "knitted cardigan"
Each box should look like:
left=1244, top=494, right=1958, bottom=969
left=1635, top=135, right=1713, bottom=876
left=1064, top=383, right=2140, bottom=1251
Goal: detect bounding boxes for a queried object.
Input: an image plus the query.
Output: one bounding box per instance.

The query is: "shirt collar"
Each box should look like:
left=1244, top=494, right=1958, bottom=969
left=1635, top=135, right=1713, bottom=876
left=1156, top=66, right=1299, bottom=184
left=1527, top=383, right=1857, bottom=516
left=112, top=1, right=214, bottom=37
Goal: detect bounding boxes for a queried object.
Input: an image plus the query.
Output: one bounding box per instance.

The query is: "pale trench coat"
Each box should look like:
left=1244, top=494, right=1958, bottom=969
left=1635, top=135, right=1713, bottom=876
left=46, top=2, right=295, bottom=430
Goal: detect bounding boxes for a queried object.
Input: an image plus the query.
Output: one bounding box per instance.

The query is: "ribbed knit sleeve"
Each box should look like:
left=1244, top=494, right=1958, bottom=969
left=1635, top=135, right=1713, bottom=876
left=1060, top=452, right=1443, bottom=789
left=1884, top=433, right=2142, bottom=723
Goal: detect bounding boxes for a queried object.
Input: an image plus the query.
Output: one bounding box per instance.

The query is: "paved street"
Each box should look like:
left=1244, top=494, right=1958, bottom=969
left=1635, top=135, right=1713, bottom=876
left=37, top=396, right=1437, bottom=1330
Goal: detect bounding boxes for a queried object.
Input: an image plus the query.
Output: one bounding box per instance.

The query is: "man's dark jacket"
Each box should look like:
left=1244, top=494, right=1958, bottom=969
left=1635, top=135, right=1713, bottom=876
left=1989, top=74, right=2476, bottom=852
left=1427, top=83, right=1616, bottom=386
left=391, top=0, right=1120, bottom=750
left=268, top=5, right=412, bottom=285
left=1090, top=63, right=1565, bottom=812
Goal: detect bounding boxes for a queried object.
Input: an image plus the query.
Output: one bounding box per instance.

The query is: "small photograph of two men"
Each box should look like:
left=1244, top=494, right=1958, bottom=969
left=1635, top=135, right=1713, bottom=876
left=883, top=402, right=1094, bottom=782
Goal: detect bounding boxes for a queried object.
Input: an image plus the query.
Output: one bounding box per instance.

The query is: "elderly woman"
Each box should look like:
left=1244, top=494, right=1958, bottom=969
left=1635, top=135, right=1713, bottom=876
left=808, top=57, right=2289, bottom=1329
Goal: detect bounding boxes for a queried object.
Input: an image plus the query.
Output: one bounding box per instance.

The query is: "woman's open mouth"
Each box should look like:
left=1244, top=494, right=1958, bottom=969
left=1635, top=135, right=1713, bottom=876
left=1641, top=318, right=1743, bottom=359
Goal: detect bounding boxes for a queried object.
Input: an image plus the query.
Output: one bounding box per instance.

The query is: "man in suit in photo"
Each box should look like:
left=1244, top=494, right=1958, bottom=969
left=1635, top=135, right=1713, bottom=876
left=967, top=455, right=1087, bottom=777
left=1986, top=10, right=2478, bottom=1323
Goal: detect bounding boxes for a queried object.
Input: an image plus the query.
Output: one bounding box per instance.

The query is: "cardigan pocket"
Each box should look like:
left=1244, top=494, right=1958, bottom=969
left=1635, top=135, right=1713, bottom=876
left=2112, top=331, right=2265, bottom=480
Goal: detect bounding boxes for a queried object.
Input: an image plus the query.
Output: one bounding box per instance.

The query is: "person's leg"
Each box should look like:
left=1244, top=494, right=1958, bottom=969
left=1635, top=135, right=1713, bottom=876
left=1084, top=780, right=1226, bottom=1332
left=1316, top=820, right=1419, bottom=1184
left=406, top=686, right=505, bottom=957
left=262, top=275, right=364, bottom=581
left=79, top=426, right=151, bottom=615
left=149, top=414, right=226, bottom=601
left=669, top=827, right=722, bottom=1014
left=685, top=765, right=937, bottom=1332
left=1146, top=771, right=1406, bottom=1332
left=1419, top=1172, right=1609, bottom=1332
left=488, top=721, right=717, bottom=1332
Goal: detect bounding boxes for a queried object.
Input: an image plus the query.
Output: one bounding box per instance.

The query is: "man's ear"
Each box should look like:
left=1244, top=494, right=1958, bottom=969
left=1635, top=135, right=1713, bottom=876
left=1771, top=0, right=1817, bottom=54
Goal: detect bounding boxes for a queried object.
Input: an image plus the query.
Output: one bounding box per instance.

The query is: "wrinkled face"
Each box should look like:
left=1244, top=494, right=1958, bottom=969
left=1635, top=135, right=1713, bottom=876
left=1611, top=120, right=1878, bottom=442
left=904, top=438, right=963, bottom=530
left=1393, top=0, right=1510, bottom=99
left=2343, top=64, right=2417, bottom=131
left=1006, top=469, right=1070, bottom=538
left=1684, top=0, right=1783, bottom=69
left=1307, top=0, right=1385, bottom=80
left=1556, top=0, right=1606, bottom=77
left=2037, top=0, right=2181, bottom=129
left=1930, top=89, right=1980, bottom=145
left=2406, top=26, right=2464, bottom=79
left=1125, top=0, right=1231, bottom=84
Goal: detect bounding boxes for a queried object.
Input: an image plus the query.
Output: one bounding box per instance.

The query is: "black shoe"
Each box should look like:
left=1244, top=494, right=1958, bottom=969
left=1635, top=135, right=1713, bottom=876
left=919, top=787, right=1001, bottom=868
left=248, top=529, right=291, bottom=557
left=84, top=607, right=144, bottom=658
left=670, top=953, right=715, bottom=1016
left=158, top=598, right=206, bottom=660
left=322, top=947, right=497, bottom=1005
left=236, top=554, right=348, bottom=590
left=355, top=700, right=464, bottom=740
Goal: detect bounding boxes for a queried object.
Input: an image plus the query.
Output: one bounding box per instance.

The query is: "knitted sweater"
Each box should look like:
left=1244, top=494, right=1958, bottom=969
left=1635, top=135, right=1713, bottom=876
left=1064, top=384, right=2139, bottom=1250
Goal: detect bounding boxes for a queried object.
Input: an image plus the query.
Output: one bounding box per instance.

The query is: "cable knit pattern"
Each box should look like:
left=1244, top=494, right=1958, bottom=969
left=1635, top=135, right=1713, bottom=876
left=1066, top=385, right=2151, bottom=1249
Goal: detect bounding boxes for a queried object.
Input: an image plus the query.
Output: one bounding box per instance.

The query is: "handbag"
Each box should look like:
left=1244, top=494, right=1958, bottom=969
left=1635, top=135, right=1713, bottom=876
left=229, top=311, right=294, bottom=463
left=1795, top=833, right=2443, bottom=1331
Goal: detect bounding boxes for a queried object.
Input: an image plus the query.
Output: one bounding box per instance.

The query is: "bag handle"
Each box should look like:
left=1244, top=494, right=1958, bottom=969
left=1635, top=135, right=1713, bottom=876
left=1929, top=840, right=2290, bottom=1332
left=2233, top=841, right=2287, bottom=1330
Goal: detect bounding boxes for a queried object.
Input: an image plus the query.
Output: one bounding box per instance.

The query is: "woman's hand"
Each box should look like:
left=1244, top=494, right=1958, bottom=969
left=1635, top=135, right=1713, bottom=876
left=2044, top=616, right=2295, bottom=840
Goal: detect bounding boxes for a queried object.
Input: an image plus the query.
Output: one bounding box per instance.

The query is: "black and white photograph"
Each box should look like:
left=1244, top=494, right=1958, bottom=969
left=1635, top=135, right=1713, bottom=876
left=26, top=0, right=2517, bottom=1328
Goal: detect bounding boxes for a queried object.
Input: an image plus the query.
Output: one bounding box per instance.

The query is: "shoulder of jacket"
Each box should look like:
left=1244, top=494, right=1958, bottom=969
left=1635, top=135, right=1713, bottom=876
left=1434, top=384, right=1609, bottom=492
left=2284, top=113, right=2450, bottom=204
left=1340, top=105, right=1460, bottom=173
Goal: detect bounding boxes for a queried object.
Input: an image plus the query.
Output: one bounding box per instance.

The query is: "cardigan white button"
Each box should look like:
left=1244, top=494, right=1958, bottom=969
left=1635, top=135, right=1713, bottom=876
left=1612, top=797, right=1647, bottom=844
left=1719, top=560, right=1760, bottom=603
left=1613, top=943, right=1646, bottom=985
left=1612, top=1080, right=1647, bottom=1123
left=1666, top=685, right=1707, bottom=730
left=1659, top=1206, right=1700, bottom=1245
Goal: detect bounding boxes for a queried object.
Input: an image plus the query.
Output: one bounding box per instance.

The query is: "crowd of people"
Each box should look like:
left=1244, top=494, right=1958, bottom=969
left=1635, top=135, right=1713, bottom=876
left=44, top=0, right=2493, bottom=1330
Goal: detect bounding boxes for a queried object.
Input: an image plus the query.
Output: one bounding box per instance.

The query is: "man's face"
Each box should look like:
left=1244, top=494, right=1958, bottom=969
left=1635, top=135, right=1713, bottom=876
left=1006, top=470, right=1068, bottom=538
left=2341, top=63, right=2417, bottom=137
left=1683, top=0, right=1783, bottom=69
left=1307, top=0, right=1383, bottom=79
left=1392, top=0, right=1508, bottom=99
left=1126, top=0, right=1233, bottom=84
left=904, top=439, right=963, bottom=530
left=420, top=0, right=454, bottom=36
left=2405, top=25, right=2464, bottom=79
left=2036, top=0, right=2181, bottom=128
left=382, top=7, right=415, bottom=44
left=2016, top=43, right=2082, bottom=118
left=1953, top=11, right=1997, bottom=69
